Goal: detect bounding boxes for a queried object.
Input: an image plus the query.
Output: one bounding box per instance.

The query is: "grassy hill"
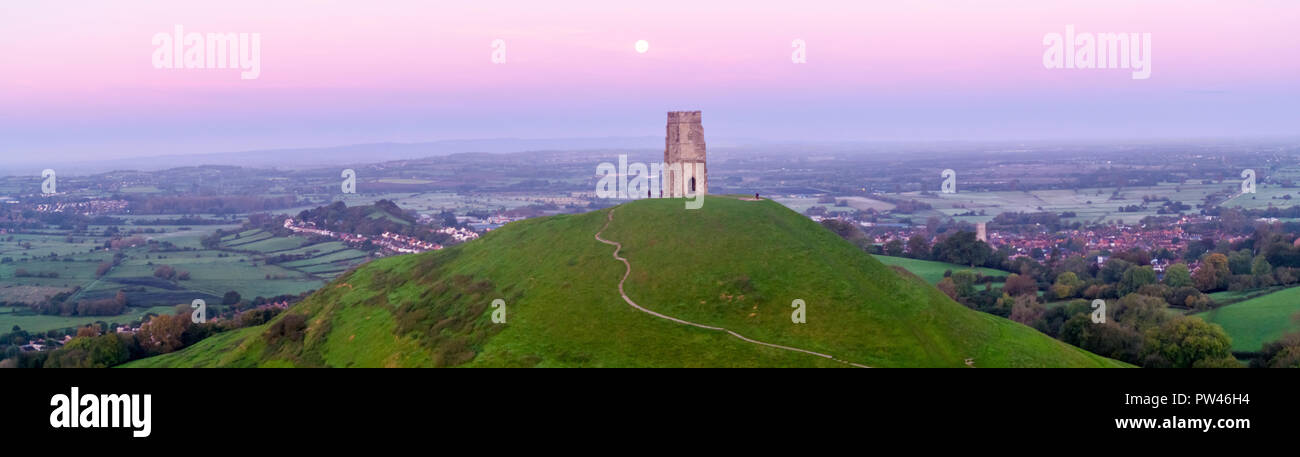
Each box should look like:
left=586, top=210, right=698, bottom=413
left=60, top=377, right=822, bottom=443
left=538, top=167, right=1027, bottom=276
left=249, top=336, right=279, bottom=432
left=126, top=196, right=1124, bottom=368
left=1195, top=286, right=1300, bottom=352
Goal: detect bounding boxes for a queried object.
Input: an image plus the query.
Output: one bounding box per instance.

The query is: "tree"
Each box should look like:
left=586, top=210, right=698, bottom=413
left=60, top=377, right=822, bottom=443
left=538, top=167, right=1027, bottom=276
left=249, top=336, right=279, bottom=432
left=1003, top=273, right=1038, bottom=297
left=137, top=314, right=189, bottom=354
left=1168, top=286, right=1205, bottom=309
left=883, top=239, right=905, bottom=257
left=1099, top=258, right=1134, bottom=284
left=1118, top=266, right=1157, bottom=296
left=1251, top=255, right=1273, bottom=278
left=45, top=333, right=130, bottom=368
left=222, top=290, right=242, bottom=306
left=905, top=234, right=931, bottom=260
left=1114, top=293, right=1172, bottom=332
left=153, top=265, right=176, bottom=280
left=1227, top=249, right=1253, bottom=276
left=950, top=270, right=978, bottom=299
left=1258, top=331, right=1300, bottom=368
left=1141, top=317, right=1233, bottom=368
left=1051, top=271, right=1084, bottom=299
left=1008, top=294, right=1045, bottom=326
left=1194, top=253, right=1231, bottom=292
left=1055, top=255, right=1094, bottom=280
left=1163, top=263, right=1192, bottom=288
left=1060, top=316, right=1143, bottom=364
left=936, top=278, right=959, bottom=302
left=934, top=230, right=991, bottom=267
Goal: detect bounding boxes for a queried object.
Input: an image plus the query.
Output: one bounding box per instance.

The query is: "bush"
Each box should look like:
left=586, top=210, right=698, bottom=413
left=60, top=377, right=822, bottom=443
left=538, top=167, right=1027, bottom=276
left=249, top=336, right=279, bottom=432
left=265, top=314, right=308, bottom=346
left=1141, top=317, right=1233, bottom=368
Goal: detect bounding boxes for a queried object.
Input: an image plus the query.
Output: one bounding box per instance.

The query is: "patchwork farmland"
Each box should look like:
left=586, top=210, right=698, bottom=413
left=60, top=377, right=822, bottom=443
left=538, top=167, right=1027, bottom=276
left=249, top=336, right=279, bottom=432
left=0, top=222, right=373, bottom=333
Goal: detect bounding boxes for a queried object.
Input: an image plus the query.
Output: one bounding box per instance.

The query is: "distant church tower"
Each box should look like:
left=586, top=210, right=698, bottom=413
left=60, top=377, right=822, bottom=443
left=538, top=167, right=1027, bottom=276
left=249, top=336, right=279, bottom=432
left=663, top=111, right=707, bottom=198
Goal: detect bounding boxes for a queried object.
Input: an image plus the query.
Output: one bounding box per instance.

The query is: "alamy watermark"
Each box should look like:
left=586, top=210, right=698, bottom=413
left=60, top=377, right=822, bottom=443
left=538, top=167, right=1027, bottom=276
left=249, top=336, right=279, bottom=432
left=941, top=169, right=957, bottom=194
left=1092, top=299, right=1106, bottom=324
left=41, top=169, right=56, bottom=195
left=191, top=299, right=206, bottom=324
left=152, top=25, right=261, bottom=80
left=491, top=299, right=506, bottom=323
left=1043, top=25, right=1151, bottom=80
left=1241, top=169, right=1256, bottom=194
left=491, top=39, right=506, bottom=64
left=341, top=169, right=357, bottom=194
left=50, top=387, right=151, bottom=438
left=596, top=154, right=705, bottom=209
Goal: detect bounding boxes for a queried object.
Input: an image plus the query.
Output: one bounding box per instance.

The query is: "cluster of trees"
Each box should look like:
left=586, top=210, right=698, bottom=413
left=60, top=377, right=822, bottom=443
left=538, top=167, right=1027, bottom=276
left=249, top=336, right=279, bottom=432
left=294, top=200, right=451, bottom=245
left=12, top=269, right=58, bottom=278
left=813, top=212, right=1300, bottom=367
left=935, top=270, right=1014, bottom=317
left=877, top=229, right=997, bottom=268
left=937, top=274, right=1236, bottom=368
left=1252, top=328, right=1300, bottom=368
left=19, top=312, right=214, bottom=368
left=297, top=200, right=414, bottom=235
left=1048, top=296, right=1236, bottom=368
left=108, top=236, right=147, bottom=250
left=888, top=199, right=933, bottom=214
left=152, top=265, right=190, bottom=281
left=1042, top=258, right=1214, bottom=311
left=2, top=296, right=298, bottom=368
left=30, top=291, right=129, bottom=317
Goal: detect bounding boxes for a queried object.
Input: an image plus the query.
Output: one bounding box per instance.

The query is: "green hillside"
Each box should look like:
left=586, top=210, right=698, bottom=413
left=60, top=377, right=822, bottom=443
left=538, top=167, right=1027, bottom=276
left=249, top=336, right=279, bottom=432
left=126, top=196, right=1125, bottom=368
left=1195, top=286, right=1300, bottom=352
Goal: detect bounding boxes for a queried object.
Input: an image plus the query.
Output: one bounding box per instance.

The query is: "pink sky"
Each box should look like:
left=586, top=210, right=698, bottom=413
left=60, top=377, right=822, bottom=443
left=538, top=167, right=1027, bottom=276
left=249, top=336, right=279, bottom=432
left=1, top=1, right=1297, bottom=160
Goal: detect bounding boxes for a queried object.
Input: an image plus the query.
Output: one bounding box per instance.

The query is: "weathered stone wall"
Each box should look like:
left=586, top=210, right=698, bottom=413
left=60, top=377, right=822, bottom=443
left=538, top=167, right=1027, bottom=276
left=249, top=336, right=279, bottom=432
left=663, top=111, right=707, bottom=197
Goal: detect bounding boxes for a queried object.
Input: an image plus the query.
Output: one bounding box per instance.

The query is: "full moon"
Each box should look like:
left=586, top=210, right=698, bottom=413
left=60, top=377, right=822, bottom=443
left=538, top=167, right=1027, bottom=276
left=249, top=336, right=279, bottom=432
left=635, top=40, right=649, bottom=53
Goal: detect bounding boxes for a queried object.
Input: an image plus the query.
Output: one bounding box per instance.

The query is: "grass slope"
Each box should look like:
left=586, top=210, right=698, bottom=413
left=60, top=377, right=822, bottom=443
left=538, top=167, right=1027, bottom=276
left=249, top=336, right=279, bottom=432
left=1195, top=286, right=1300, bottom=352
left=126, top=197, right=1124, bottom=368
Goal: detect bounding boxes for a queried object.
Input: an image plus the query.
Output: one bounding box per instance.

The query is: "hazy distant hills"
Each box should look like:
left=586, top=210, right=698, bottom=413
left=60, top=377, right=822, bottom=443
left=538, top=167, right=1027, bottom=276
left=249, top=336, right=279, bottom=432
left=4, top=137, right=676, bottom=176
left=0, top=136, right=917, bottom=177
left=126, top=196, right=1126, bottom=368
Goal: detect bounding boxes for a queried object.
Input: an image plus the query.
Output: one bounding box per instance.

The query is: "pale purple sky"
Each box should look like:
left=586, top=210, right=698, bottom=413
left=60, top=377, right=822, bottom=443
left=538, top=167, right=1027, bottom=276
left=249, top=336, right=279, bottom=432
left=1, top=1, right=1297, bottom=162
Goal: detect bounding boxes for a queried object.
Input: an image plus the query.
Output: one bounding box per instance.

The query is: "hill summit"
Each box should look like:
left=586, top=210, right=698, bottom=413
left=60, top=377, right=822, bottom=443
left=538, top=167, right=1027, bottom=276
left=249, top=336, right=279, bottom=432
left=128, top=196, right=1124, bottom=367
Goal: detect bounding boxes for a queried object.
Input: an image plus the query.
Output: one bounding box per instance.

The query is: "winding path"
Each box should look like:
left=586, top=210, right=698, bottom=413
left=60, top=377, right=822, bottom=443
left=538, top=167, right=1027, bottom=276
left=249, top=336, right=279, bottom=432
left=594, top=208, right=870, bottom=368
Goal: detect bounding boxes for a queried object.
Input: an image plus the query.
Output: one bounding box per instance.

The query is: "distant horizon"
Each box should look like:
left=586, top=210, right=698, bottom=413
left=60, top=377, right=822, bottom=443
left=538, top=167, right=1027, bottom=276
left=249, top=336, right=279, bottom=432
left=3, top=133, right=1298, bottom=176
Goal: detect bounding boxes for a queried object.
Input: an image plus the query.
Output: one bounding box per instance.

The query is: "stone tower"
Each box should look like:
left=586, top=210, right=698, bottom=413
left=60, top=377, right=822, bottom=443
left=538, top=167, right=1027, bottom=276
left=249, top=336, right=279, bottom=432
left=663, top=111, right=707, bottom=198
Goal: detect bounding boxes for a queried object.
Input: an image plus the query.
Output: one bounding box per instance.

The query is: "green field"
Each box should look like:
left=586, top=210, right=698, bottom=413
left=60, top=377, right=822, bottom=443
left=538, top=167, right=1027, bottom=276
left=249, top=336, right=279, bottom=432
left=888, top=180, right=1236, bottom=224
left=1207, top=287, right=1285, bottom=306
left=0, top=304, right=177, bottom=334
left=773, top=196, right=894, bottom=215
left=1, top=221, right=372, bottom=334
left=1220, top=183, right=1300, bottom=210
left=129, top=196, right=1124, bottom=368
left=1195, top=286, right=1300, bottom=352
left=871, top=255, right=1010, bottom=284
